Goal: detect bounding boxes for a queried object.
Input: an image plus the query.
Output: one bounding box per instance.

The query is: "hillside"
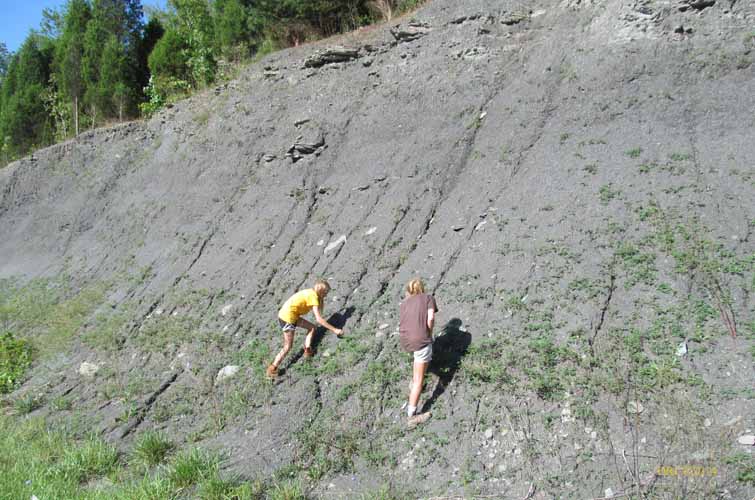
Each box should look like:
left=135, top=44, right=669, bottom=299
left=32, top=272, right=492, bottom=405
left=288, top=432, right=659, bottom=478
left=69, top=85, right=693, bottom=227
left=1, top=0, right=754, bottom=498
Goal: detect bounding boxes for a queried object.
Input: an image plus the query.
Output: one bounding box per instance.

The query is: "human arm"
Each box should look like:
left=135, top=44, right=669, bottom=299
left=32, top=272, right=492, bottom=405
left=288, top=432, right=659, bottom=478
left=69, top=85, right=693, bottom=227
left=313, top=305, right=343, bottom=336
left=427, top=308, right=435, bottom=335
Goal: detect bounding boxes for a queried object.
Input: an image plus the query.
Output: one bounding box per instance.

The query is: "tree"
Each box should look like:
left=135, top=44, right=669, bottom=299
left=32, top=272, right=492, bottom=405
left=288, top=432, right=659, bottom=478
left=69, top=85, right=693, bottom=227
left=99, top=35, right=129, bottom=120
left=0, top=36, right=54, bottom=159
left=169, top=0, right=216, bottom=86
left=136, top=17, right=164, bottom=93
left=40, top=7, right=65, bottom=39
left=55, top=0, right=91, bottom=136
left=82, top=0, right=145, bottom=125
left=148, top=29, right=190, bottom=82
left=0, top=42, right=10, bottom=82
left=213, top=0, right=251, bottom=60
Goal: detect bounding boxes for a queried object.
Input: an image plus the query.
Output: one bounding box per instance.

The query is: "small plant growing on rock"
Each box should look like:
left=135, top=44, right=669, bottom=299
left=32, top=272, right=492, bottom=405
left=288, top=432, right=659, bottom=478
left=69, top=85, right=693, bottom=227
left=133, top=431, right=175, bottom=467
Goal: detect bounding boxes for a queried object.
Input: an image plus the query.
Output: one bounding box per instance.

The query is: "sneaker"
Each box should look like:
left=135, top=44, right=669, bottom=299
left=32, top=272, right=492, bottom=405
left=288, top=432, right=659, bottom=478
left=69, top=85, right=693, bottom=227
left=266, top=364, right=278, bottom=379
left=303, top=347, right=315, bottom=358
left=407, top=412, right=431, bottom=428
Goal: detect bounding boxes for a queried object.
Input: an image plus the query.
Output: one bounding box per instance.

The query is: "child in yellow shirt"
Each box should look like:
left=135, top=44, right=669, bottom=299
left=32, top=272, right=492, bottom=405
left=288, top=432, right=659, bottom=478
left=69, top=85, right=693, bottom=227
left=266, top=279, right=343, bottom=378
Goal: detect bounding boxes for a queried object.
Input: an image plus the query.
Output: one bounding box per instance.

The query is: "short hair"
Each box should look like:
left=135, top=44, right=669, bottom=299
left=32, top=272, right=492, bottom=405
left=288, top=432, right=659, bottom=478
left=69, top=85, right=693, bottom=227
left=314, top=279, right=331, bottom=295
left=405, top=278, right=425, bottom=296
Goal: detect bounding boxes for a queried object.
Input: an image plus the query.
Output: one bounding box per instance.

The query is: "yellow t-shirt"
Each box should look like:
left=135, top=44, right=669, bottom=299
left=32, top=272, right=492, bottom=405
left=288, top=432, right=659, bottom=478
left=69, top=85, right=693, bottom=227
left=278, top=289, right=321, bottom=324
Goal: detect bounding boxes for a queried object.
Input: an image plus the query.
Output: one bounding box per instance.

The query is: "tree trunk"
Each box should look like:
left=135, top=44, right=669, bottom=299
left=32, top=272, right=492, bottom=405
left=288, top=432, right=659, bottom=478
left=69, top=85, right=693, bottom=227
left=74, top=95, right=79, bottom=136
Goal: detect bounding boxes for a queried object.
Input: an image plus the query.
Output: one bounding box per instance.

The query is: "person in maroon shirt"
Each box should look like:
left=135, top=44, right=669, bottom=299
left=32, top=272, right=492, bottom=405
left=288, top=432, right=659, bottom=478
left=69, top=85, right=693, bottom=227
left=399, top=278, right=438, bottom=427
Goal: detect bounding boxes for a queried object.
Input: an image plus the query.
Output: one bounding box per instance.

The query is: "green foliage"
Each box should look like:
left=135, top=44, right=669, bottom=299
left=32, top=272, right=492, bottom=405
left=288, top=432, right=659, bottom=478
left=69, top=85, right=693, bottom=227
left=132, top=431, right=175, bottom=467
left=134, top=313, right=198, bottom=352
left=598, top=183, right=621, bottom=204
left=0, top=35, right=54, bottom=161
left=55, top=436, right=120, bottom=483
left=14, top=393, right=44, bottom=414
left=625, top=147, right=642, bottom=158
left=0, top=42, right=10, bottom=80
left=462, top=338, right=511, bottom=385
left=294, top=411, right=361, bottom=481
left=725, top=453, right=755, bottom=485
left=615, top=242, right=657, bottom=287
left=0, top=278, right=107, bottom=358
left=168, top=447, right=220, bottom=487
left=0, top=331, right=31, bottom=393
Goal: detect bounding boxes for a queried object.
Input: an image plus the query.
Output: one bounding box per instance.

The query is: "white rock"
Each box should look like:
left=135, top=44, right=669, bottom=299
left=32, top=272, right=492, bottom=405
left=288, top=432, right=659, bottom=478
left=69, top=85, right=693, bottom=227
left=221, top=303, right=233, bottom=316
left=379, top=323, right=390, bottom=329
left=317, top=239, right=325, bottom=246
left=704, top=418, right=712, bottom=427
left=605, top=488, right=614, bottom=498
left=474, top=220, right=487, bottom=231
left=324, top=235, right=346, bottom=254
left=215, top=365, right=240, bottom=384
left=365, top=226, right=377, bottom=235
left=676, top=341, right=687, bottom=356
left=485, top=428, right=494, bottom=439
left=79, top=362, right=100, bottom=377
left=737, top=434, right=755, bottom=446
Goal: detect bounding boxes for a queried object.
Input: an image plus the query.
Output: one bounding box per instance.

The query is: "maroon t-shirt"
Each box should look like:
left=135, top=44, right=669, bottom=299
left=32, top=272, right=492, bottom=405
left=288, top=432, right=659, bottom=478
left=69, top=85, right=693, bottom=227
left=399, top=293, right=438, bottom=353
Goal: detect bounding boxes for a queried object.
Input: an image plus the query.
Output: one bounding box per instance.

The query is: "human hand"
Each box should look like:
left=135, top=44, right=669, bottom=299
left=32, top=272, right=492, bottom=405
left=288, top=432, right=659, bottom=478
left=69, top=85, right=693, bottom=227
left=334, top=328, right=344, bottom=337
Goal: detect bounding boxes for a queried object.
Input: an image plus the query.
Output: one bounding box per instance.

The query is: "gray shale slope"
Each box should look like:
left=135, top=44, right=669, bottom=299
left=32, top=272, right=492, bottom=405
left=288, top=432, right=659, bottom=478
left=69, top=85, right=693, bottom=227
left=2, top=0, right=755, bottom=498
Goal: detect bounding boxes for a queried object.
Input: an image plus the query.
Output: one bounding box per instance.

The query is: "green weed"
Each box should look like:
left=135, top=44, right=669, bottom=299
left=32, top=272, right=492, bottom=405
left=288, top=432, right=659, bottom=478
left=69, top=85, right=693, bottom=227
left=625, top=147, right=642, bottom=158
left=132, top=431, right=175, bottom=467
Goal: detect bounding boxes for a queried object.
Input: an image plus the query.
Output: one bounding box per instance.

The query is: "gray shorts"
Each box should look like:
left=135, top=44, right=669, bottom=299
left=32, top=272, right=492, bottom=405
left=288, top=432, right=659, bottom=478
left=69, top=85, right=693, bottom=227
left=413, top=343, right=433, bottom=363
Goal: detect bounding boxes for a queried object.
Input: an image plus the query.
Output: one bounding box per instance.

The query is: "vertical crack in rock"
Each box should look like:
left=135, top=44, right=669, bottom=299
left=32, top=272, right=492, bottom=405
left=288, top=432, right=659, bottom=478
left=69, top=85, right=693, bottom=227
left=118, top=369, right=183, bottom=439
left=589, top=272, right=616, bottom=356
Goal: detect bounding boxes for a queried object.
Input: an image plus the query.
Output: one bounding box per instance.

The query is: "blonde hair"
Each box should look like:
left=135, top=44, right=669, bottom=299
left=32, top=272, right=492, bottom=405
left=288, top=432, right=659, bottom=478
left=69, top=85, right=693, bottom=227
left=314, top=279, right=331, bottom=295
left=405, top=278, right=425, bottom=296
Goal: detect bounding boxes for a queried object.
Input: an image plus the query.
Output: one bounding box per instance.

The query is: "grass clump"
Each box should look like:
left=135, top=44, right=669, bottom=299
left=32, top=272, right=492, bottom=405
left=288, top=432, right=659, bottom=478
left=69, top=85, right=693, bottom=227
left=55, top=436, right=120, bottom=484
left=168, top=447, right=220, bottom=487
left=132, top=431, right=174, bottom=467
left=625, top=147, right=642, bottom=158
left=13, top=393, right=44, bottom=414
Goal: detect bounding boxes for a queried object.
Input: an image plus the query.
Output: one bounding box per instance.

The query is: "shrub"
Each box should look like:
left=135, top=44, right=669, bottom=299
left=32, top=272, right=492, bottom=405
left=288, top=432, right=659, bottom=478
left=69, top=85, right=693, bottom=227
left=0, top=331, right=32, bottom=393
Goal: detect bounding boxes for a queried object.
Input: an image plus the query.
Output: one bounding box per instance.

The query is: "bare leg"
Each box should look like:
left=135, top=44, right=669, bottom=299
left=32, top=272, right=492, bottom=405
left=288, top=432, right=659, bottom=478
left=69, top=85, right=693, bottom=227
left=409, top=360, right=428, bottom=410
left=272, top=330, right=294, bottom=368
left=297, top=318, right=316, bottom=349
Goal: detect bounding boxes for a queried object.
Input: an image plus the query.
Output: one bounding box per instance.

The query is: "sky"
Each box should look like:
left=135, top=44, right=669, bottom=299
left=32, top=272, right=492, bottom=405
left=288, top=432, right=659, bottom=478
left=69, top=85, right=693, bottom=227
left=0, top=0, right=167, bottom=53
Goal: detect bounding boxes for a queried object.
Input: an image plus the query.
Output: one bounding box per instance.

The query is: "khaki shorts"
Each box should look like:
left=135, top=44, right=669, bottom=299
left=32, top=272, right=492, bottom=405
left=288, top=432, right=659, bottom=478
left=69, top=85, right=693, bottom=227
left=413, top=343, right=433, bottom=363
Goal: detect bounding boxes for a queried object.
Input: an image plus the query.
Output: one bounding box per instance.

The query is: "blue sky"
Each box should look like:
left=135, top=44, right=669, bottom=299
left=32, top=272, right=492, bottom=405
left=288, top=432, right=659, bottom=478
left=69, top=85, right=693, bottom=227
left=0, top=0, right=167, bottom=53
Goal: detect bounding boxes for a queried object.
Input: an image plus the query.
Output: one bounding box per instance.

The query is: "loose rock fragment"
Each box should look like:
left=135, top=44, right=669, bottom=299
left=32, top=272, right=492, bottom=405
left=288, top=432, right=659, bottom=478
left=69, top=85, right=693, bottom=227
left=324, top=235, right=347, bottom=254
left=304, top=46, right=361, bottom=68
left=216, top=365, right=240, bottom=384
left=79, top=362, right=100, bottom=378
left=391, top=23, right=431, bottom=42
left=501, top=11, right=530, bottom=25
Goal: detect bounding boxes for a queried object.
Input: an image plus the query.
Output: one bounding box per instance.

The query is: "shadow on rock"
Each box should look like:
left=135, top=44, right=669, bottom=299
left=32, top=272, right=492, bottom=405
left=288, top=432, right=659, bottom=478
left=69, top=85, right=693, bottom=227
left=422, top=318, right=471, bottom=413
left=309, top=306, right=356, bottom=354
